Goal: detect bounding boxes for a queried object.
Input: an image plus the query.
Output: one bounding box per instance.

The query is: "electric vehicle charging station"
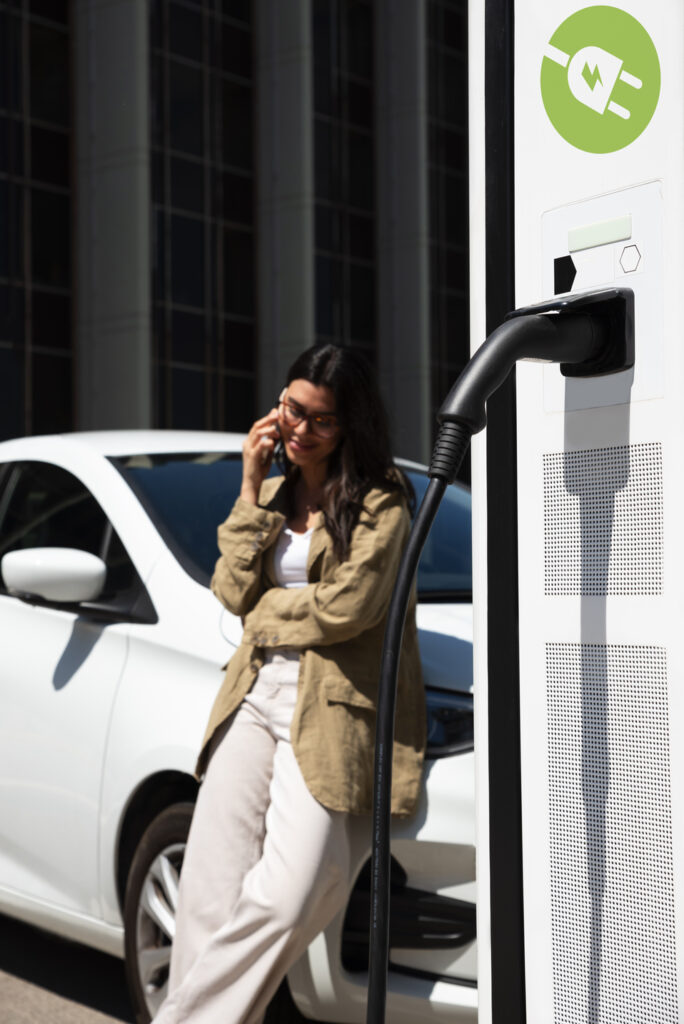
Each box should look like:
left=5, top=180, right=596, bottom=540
left=471, top=2, right=681, bottom=1022
left=366, top=2, right=682, bottom=1023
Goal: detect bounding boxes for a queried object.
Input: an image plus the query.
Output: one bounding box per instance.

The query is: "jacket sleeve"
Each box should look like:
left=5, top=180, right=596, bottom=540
left=242, top=489, right=410, bottom=648
left=210, top=497, right=285, bottom=617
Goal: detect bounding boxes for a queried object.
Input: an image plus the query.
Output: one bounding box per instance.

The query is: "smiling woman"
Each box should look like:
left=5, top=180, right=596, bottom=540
left=153, top=344, right=426, bottom=1024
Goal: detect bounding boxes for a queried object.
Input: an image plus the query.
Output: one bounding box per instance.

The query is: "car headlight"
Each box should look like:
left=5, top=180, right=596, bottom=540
left=425, top=687, right=473, bottom=758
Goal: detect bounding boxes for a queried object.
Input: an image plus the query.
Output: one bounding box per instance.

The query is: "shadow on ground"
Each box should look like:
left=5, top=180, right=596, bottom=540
left=0, top=913, right=134, bottom=1022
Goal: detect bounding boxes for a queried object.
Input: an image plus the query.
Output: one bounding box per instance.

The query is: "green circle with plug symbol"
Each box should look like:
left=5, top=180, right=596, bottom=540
left=541, top=5, right=660, bottom=153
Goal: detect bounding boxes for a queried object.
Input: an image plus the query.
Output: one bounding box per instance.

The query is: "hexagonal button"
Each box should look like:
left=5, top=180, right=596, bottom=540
left=620, top=244, right=641, bottom=273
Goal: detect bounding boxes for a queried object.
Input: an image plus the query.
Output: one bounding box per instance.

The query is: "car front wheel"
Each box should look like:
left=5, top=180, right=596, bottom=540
left=123, top=801, right=315, bottom=1024
left=124, top=802, right=192, bottom=1023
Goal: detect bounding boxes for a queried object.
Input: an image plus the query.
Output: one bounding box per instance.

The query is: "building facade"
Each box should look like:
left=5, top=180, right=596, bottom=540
left=0, top=0, right=468, bottom=467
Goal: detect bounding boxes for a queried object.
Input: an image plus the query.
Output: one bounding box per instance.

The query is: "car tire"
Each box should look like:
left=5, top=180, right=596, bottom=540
left=124, top=801, right=193, bottom=1024
left=123, top=802, right=323, bottom=1024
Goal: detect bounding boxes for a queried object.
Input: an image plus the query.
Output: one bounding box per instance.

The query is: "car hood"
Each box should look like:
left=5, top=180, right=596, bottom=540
left=416, top=602, right=473, bottom=694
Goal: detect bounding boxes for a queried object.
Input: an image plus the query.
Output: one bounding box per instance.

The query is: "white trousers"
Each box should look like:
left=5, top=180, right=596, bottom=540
left=153, top=653, right=350, bottom=1024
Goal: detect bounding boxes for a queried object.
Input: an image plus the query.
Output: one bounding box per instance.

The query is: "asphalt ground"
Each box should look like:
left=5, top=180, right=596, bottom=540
left=0, top=913, right=134, bottom=1023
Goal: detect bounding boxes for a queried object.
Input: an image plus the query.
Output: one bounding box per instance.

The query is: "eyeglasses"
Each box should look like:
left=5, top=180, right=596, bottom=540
left=278, top=398, right=339, bottom=439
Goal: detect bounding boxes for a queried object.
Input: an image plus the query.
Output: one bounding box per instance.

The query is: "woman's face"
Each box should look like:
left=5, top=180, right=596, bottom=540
left=278, top=379, right=341, bottom=473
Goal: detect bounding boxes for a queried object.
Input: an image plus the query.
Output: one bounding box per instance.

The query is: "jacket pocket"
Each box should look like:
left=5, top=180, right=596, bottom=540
left=321, top=674, right=377, bottom=710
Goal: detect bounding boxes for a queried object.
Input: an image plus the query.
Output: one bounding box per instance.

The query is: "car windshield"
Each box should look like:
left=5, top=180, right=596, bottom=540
left=111, top=453, right=472, bottom=599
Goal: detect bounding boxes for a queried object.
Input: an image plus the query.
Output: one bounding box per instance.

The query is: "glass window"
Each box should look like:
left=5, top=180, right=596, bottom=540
left=29, top=23, right=69, bottom=127
left=0, top=461, right=142, bottom=602
left=406, top=470, right=472, bottom=598
left=222, top=172, right=252, bottom=225
left=221, top=22, right=252, bottom=78
left=31, top=189, right=70, bottom=288
left=223, top=373, right=254, bottom=431
left=171, top=366, right=205, bottom=428
left=223, top=228, right=253, bottom=316
left=0, top=346, right=23, bottom=441
left=32, top=290, right=70, bottom=350
left=112, top=452, right=245, bottom=585
left=32, top=352, right=72, bottom=433
left=171, top=156, right=204, bottom=213
left=349, top=263, right=374, bottom=342
left=222, top=79, right=252, bottom=170
left=171, top=214, right=204, bottom=307
left=169, top=61, right=203, bottom=156
left=171, top=309, right=204, bottom=365
left=224, top=320, right=254, bottom=372
left=169, top=3, right=203, bottom=63
left=31, top=125, right=69, bottom=187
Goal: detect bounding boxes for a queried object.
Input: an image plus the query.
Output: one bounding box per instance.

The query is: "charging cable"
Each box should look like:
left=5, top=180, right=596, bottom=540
left=366, top=291, right=633, bottom=1024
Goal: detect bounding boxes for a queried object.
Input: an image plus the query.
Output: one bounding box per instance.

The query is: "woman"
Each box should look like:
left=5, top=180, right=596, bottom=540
left=154, top=344, right=425, bottom=1024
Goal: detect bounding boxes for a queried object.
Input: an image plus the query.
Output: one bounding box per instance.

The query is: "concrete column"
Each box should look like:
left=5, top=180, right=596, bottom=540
left=74, top=0, right=151, bottom=429
left=256, top=0, right=315, bottom=409
left=376, top=0, right=431, bottom=465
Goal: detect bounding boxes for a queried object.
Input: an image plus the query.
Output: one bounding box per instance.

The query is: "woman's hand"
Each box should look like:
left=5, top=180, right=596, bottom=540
left=240, top=408, right=280, bottom=504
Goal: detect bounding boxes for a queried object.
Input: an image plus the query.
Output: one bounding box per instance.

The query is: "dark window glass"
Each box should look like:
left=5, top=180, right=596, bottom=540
left=30, top=125, right=69, bottom=187
left=347, top=80, right=372, bottom=129
left=112, top=451, right=244, bottom=585
left=222, top=79, right=252, bottom=170
left=314, top=119, right=334, bottom=200
left=313, top=57, right=334, bottom=117
left=349, top=263, right=374, bottom=342
left=29, top=24, right=69, bottom=127
left=315, top=204, right=336, bottom=252
left=446, top=247, right=467, bottom=290
left=223, top=372, right=254, bottom=431
left=151, top=54, right=165, bottom=147
left=0, top=285, right=24, bottom=345
left=224, top=319, right=254, bottom=372
left=171, top=156, right=204, bottom=213
left=0, top=346, right=23, bottom=440
left=0, top=116, right=23, bottom=176
left=0, top=179, right=8, bottom=277
left=0, top=13, right=22, bottom=115
left=346, top=1, right=373, bottom=78
left=443, top=8, right=466, bottom=51
left=31, top=189, right=70, bottom=288
left=29, top=0, right=68, bottom=22
left=0, top=461, right=104, bottom=558
left=150, top=0, right=163, bottom=51
left=169, top=61, right=203, bottom=155
left=171, top=309, right=204, bottom=364
left=0, top=460, right=140, bottom=600
left=170, top=366, right=205, bottom=428
left=443, top=54, right=466, bottom=128
left=153, top=209, right=166, bottom=301
left=32, top=352, right=72, bottom=433
left=347, top=131, right=373, bottom=210
left=221, top=22, right=251, bottom=79
left=315, top=254, right=341, bottom=338
left=32, top=290, right=70, bottom=350
left=152, top=149, right=165, bottom=206
left=171, top=215, right=204, bottom=307
left=222, top=172, right=252, bottom=225
left=348, top=213, right=373, bottom=259
left=169, top=3, right=203, bottom=62
left=222, top=0, right=251, bottom=23
left=223, top=228, right=253, bottom=315
left=444, top=177, right=467, bottom=235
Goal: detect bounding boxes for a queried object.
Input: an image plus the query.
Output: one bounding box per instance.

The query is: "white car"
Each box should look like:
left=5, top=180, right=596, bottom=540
left=0, top=431, right=476, bottom=1023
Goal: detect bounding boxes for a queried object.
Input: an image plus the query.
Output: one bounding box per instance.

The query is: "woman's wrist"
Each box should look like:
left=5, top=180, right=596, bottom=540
left=240, top=479, right=260, bottom=504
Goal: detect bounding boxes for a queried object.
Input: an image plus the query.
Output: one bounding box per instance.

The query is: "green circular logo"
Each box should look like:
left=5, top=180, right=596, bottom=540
left=541, top=5, right=660, bottom=153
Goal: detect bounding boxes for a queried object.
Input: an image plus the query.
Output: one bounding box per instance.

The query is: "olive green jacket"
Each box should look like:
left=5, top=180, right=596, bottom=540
left=199, top=475, right=426, bottom=817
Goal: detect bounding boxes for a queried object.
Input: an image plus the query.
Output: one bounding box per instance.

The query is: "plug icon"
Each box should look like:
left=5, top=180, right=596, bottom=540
left=545, top=43, right=642, bottom=120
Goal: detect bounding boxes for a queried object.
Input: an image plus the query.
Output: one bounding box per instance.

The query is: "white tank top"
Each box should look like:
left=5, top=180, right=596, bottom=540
left=273, top=525, right=313, bottom=588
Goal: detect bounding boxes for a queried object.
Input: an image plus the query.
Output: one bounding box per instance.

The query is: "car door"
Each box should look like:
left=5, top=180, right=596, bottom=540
left=0, top=459, right=151, bottom=918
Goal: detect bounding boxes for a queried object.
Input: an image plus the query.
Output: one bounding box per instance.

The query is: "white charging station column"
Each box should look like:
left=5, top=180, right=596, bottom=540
left=473, top=2, right=684, bottom=1021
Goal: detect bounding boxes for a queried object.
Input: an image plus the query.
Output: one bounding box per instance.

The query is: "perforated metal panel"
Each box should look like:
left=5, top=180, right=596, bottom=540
left=543, top=444, right=663, bottom=595
left=546, top=643, right=677, bottom=1024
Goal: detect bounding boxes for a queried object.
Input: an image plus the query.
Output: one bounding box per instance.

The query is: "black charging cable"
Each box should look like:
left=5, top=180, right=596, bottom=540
left=366, top=301, right=628, bottom=1024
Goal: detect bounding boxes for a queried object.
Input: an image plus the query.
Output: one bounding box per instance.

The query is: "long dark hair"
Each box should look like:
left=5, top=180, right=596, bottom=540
left=276, top=344, right=413, bottom=561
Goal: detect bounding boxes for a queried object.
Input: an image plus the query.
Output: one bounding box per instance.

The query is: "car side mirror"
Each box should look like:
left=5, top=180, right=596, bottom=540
left=1, top=547, right=107, bottom=604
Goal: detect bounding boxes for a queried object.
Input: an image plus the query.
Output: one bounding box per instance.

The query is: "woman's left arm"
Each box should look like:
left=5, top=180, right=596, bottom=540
left=241, top=489, right=409, bottom=648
